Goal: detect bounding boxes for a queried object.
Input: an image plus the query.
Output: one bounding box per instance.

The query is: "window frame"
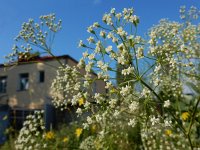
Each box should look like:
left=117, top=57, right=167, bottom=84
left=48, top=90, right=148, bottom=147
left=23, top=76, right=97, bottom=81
left=10, top=108, right=40, bottom=130
left=0, top=76, right=7, bottom=93
left=39, top=71, right=45, bottom=83
left=19, top=73, right=29, bottom=91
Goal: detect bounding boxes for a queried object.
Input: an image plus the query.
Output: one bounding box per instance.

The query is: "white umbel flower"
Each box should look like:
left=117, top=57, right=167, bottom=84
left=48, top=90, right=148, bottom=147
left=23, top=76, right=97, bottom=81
left=120, top=85, right=131, bottom=96
left=164, top=100, right=170, bottom=108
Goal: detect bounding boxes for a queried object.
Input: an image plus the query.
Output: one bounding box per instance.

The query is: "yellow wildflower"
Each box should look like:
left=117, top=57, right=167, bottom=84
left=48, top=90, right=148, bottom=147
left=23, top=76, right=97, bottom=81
left=165, top=129, right=172, bottom=136
left=45, top=131, right=55, bottom=140
left=94, top=139, right=101, bottom=149
left=78, top=98, right=84, bottom=106
left=110, top=88, right=117, bottom=93
left=181, top=112, right=190, bottom=121
left=3, top=115, right=8, bottom=120
left=63, top=137, right=69, bottom=143
left=91, top=124, right=96, bottom=133
left=75, top=128, right=83, bottom=138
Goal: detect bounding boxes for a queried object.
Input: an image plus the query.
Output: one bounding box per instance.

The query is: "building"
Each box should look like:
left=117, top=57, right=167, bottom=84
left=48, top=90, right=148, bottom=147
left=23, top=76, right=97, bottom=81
left=0, top=55, right=105, bottom=131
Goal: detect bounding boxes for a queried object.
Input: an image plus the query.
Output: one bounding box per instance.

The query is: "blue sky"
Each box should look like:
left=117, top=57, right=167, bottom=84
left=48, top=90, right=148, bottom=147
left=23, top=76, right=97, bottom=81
left=0, top=0, right=199, bottom=63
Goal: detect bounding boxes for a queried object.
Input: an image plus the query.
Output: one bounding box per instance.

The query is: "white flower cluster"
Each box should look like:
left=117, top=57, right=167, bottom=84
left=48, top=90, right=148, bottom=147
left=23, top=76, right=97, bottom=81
left=77, top=7, right=142, bottom=84
left=164, top=100, right=170, bottom=108
left=150, top=116, right=160, bottom=126
left=6, top=14, right=62, bottom=63
left=148, top=11, right=200, bottom=104
left=63, top=7, right=144, bottom=135
left=51, top=64, right=100, bottom=118
left=141, top=117, right=190, bottom=150
left=79, top=136, right=96, bottom=150
left=149, top=18, right=199, bottom=70
left=51, top=65, right=81, bottom=110
left=15, top=110, right=45, bottom=150
left=121, top=66, right=134, bottom=76
left=50, top=6, right=200, bottom=149
left=180, top=6, right=200, bottom=21
left=72, top=9, right=145, bottom=136
left=129, top=101, right=139, bottom=112
left=120, top=85, right=131, bottom=96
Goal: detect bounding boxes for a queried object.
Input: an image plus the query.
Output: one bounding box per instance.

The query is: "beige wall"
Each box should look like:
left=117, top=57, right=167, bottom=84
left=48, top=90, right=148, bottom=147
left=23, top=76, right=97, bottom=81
left=0, top=57, right=106, bottom=109
left=0, top=59, right=65, bottom=109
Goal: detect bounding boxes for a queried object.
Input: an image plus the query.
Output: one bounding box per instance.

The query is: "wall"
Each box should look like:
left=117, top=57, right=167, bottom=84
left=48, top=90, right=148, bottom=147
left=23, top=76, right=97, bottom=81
left=0, top=57, right=106, bottom=110
left=0, top=59, right=66, bottom=109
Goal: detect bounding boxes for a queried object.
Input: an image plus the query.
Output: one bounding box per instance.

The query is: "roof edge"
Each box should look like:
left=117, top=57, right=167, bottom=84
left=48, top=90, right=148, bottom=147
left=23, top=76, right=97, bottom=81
left=0, top=54, right=79, bottom=68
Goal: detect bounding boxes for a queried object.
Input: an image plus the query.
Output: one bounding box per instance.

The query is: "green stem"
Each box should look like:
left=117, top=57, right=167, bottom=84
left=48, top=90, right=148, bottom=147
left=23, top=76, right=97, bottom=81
left=140, top=63, right=156, bottom=78
left=133, top=46, right=139, bottom=75
left=44, top=45, right=64, bottom=67
left=187, top=134, right=193, bottom=150
left=140, top=79, right=162, bottom=101
left=140, top=79, right=187, bottom=136
left=188, top=97, right=200, bottom=134
left=187, top=97, right=200, bottom=150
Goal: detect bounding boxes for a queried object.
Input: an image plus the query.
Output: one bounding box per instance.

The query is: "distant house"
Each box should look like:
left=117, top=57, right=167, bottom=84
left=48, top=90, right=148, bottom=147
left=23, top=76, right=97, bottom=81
left=0, top=55, right=105, bottom=130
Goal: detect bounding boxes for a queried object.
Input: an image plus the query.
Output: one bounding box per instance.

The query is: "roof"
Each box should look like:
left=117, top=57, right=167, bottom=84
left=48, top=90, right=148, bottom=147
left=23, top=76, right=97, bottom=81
left=0, top=54, right=98, bottom=76
left=0, top=55, right=79, bottom=68
left=25, top=55, right=78, bottom=63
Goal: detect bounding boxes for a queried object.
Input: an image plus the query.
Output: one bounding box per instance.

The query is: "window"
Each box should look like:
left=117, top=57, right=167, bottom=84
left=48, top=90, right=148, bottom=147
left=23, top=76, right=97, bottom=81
left=39, top=71, right=45, bottom=83
left=19, top=73, right=29, bottom=91
left=10, top=109, right=38, bottom=130
left=0, top=76, right=7, bottom=93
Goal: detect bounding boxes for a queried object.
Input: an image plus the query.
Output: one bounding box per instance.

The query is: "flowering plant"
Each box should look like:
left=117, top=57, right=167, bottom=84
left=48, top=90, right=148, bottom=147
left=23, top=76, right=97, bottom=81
left=8, top=6, right=200, bottom=150
left=15, top=110, right=45, bottom=150
left=52, top=6, right=200, bottom=149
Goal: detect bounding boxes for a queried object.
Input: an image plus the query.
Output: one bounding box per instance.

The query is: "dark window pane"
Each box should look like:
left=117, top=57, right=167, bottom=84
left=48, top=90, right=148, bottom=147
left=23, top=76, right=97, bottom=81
left=0, top=76, right=7, bottom=93
left=39, top=71, right=45, bottom=83
left=15, top=110, right=23, bottom=117
left=10, top=109, right=38, bottom=130
left=19, top=73, right=29, bottom=90
left=15, top=118, right=23, bottom=130
left=24, top=110, right=34, bottom=117
left=9, top=110, right=15, bottom=117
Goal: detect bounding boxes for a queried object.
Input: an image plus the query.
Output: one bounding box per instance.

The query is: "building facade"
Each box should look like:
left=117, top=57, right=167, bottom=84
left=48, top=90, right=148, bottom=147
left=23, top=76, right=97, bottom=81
left=0, top=55, right=105, bottom=130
